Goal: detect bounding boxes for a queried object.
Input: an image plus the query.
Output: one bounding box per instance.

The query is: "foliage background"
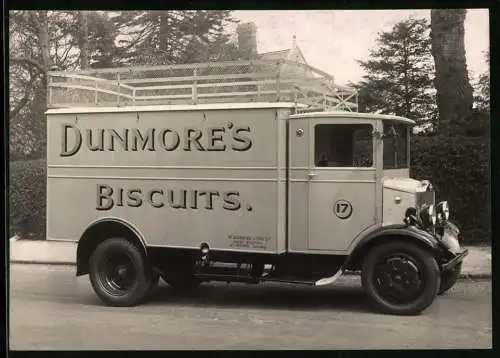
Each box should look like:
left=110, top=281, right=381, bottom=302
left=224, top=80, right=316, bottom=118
left=10, top=159, right=46, bottom=239
left=410, top=135, right=490, bottom=244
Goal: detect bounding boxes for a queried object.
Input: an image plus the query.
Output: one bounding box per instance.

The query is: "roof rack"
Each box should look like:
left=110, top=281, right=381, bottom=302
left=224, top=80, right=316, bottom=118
left=47, top=59, right=358, bottom=112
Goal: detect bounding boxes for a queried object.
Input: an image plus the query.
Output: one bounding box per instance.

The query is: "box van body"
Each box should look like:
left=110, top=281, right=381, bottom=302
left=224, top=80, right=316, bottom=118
left=47, top=103, right=290, bottom=253
left=46, top=61, right=468, bottom=315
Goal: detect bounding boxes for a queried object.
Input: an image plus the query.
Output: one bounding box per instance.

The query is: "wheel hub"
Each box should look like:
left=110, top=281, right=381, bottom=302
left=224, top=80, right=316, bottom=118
left=374, top=255, right=424, bottom=303
left=116, top=266, right=128, bottom=279
left=98, top=253, right=136, bottom=294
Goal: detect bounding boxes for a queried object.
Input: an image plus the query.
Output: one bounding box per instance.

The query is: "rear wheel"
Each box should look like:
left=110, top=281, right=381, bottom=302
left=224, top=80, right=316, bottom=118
left=89, top=238, right=152, bottom=307
left=361, top=241, right=440, bottom=315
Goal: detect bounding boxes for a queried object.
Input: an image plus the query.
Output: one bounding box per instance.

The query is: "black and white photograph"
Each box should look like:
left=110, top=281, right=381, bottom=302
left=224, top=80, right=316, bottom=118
left=8, top=9, right=491, bottom=350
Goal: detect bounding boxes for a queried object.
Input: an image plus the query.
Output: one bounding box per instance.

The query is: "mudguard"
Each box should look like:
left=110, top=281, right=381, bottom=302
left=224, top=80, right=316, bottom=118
left=344, top=224, right=441, bottom=268
left=76, top=217, right=148, bottom=276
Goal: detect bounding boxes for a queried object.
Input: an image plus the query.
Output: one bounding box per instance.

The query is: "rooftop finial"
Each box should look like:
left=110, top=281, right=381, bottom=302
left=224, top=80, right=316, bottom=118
left=292, top=34, right=297, bottom=46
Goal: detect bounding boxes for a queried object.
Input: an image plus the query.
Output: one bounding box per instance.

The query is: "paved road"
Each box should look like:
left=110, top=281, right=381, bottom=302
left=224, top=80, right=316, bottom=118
left=9, top=264, right=492, bottom=350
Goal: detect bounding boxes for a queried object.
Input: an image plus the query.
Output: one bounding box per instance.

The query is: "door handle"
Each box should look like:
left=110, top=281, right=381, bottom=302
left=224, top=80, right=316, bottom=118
left=308, top=172, right=318, bottom=180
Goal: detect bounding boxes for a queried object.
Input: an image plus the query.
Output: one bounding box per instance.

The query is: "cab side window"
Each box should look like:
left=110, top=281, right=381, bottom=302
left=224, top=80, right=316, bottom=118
left=315, top=124, right=373, bottom=167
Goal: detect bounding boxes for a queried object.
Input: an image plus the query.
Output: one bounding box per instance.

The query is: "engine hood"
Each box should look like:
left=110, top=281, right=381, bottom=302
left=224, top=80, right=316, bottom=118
left=383, top=177, right=432, bottom=194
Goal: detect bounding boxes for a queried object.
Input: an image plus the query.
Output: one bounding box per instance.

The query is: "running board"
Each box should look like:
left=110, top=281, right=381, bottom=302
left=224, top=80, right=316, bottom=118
left=195, top=273, right=318, bottom=286
left=314, top=269, right=344, bottom=286
left=262, top=277, right=317, bottom=285
left=195, top=273, right=257, bottom=284
left=192, top=269, right=344, bottom=287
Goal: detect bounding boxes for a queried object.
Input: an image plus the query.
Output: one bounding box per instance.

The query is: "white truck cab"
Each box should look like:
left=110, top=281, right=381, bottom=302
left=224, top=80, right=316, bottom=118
left=46, top=60, right=467, bottom=315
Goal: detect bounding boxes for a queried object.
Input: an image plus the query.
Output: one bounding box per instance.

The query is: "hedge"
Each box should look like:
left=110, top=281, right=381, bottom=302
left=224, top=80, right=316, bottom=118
left=9, top=136, right=490, bottom=244
left=9, top=158, right=46, bottom=239
left=411, top=135, right=490, bottom=244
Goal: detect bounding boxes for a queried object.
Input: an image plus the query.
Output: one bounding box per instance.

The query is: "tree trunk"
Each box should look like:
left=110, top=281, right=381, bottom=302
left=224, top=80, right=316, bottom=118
left=159, top=12, right=172, bottom=64
left=36, top=11, right=51, bottom=83
left=32, top=11, right=50, bottom=156
left=430, top=9, right=473, bottom=137
left=78, top=11, right=90, bottom=69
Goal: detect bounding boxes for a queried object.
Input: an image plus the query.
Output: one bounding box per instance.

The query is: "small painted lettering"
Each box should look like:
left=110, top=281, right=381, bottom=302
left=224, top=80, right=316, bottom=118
left=228, top=235, right=271, bottom=250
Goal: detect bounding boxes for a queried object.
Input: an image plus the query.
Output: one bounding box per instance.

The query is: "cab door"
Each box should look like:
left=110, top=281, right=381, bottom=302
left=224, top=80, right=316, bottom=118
left=307, top=119, right=378, bottom=252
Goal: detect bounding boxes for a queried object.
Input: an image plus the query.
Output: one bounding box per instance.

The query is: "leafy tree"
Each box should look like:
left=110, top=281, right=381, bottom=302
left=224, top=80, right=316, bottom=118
left=353, top=17, right=437, bottom=130
left=473, top=50, right=490, bottom=113
left=9, top=11, right=119, bottom=158
left=464, top=50, right=490, bottom=137
left=430, top=9, right=474, bottom=137
left=9, top=11, right=55, bottom=157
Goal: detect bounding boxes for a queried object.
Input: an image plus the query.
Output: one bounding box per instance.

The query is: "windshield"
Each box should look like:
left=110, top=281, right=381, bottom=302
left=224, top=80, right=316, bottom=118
left=383, top=122, right=409, bottom=169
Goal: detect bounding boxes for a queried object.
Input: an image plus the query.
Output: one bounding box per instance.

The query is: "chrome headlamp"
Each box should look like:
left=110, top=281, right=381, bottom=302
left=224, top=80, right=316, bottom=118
left=436, top=201, right=450, bottom=222
left=419, top=203, right=436, bottom=227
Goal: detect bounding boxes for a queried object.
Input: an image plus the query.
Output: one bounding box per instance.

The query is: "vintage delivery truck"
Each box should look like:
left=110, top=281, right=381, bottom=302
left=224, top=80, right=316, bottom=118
left=46, top=59, right=468, bottom=315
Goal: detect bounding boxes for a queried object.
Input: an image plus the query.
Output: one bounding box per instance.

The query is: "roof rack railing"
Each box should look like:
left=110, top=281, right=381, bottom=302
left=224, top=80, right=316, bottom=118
left=47, top=59, right=358, bottom=112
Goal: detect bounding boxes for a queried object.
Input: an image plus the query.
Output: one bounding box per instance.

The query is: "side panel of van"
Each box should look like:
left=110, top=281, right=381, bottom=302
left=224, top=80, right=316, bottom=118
left=46, top=107, right=288, bottom=254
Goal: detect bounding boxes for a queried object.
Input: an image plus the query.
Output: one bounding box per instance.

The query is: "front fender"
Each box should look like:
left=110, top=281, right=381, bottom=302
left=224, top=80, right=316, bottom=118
left=360, top=224, right=440, bottom=249
left=344, top=224, right=441, bottom=269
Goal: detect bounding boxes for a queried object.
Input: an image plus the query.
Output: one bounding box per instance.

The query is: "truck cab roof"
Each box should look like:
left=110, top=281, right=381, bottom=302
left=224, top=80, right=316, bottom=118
left=289, top=111, right=415, bottom=125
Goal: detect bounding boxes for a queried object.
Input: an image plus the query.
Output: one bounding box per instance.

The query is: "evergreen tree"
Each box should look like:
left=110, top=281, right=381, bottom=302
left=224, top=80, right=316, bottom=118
left=180, top=32, right=241, bottom=63
left=73, top=11, right=120, bottom=69
left=353, top=17, right=437, bottom=130
left=112, top=11, right=235, bottom=66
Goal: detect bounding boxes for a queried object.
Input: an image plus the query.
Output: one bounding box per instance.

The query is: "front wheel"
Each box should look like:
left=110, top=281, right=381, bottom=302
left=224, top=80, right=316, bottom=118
left=89, top=238, right=153, bottom=307
left=361, top=242, right=440, bottom=315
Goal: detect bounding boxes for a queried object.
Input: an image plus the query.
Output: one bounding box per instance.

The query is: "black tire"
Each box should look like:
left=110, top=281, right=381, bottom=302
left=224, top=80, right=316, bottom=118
left=438, top=262, right=462, bottom=295
left=89, top=238, right=152, bottom=307
left=361, top=241, right=440, bottom=315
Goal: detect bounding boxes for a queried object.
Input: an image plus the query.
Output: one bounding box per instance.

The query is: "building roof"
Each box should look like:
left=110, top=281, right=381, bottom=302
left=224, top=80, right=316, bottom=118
left=259, top=49, right=290, bottom=61
left=258, top=38, right=308, bottom=66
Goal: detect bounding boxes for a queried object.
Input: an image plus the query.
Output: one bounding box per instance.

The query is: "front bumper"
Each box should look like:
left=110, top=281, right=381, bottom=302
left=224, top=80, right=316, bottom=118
left=441, top=248, right=469, bottom=271
left=437, top=221, right=468, bottom=271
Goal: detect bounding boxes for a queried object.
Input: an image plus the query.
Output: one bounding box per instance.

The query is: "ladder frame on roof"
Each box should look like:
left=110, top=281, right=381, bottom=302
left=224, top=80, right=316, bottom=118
left=47, top=59, right=358, bottom=112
